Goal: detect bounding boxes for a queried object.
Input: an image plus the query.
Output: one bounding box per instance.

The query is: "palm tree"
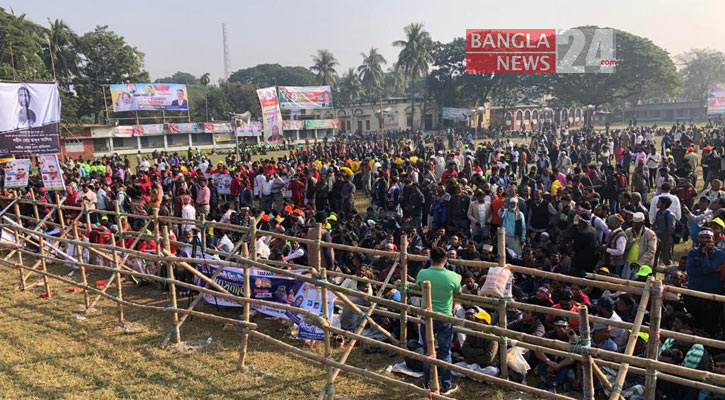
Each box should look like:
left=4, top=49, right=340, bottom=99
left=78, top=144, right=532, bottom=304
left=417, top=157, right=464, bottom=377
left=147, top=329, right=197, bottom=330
left=393, top=23, right=433, bottom=130
left=358, top=47, right=387, bottom=101
left=40, top=18, right=78, bottom=81
left=385, top=62, right=408, bottom=97
left=337, top=68, right=363, bottom=105
left=310, top=49, right=339, bottom=87
left=200, top=72, right=211, bottom=86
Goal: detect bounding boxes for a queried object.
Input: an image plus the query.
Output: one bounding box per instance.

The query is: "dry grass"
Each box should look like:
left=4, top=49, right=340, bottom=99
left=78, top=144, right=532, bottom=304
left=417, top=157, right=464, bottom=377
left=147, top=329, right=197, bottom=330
left=0, top=258, right=515, bottom=400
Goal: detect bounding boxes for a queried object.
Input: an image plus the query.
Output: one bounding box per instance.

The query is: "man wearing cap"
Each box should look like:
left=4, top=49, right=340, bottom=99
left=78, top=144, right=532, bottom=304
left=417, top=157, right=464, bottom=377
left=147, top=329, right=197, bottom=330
left=623, top=212, right=657, bottom=279
left=685, top=229, right=725, bottom=336
left=604, top=214, right=627, bottom=276
left=594, top=296, right=627, bottom=350
left=535, top=319, right=575, bottom=391
left=701, top=179, right=725, bottom=203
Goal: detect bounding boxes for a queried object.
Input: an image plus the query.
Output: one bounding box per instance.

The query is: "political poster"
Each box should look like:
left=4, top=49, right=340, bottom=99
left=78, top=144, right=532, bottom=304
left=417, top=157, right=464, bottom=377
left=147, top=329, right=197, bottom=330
left=3, top=158, right=30, bottom=189
left=168, top=122, right=201, bottom=134
left=442, top=107, right=472, bottom=121
left=38, top=154, right=65, bottom=191
left=132, top=124, right=164, bottom=136
left=203, top=122, right=232, bottom=133
left=283, top=120, right=305, bottom=130
left=257, top=87, right=284, bottom=144
left=110, top=83, right=189, bottom=112
left=235, top=121, right=262, bottom=137
left=114, top=126, right=135, bottom=137
left=194, top=258, right=333, bottom=340
left=707, top=83, right=725, bottom=115
left=305, top=119, right=340, bottom=130
left=383, top=112, right=398, bottom=130
left=278, top=86, right=333, bottom=109
left=212, top=173, right=232, bottom=195
left=0, top=82, right=61, bottom=155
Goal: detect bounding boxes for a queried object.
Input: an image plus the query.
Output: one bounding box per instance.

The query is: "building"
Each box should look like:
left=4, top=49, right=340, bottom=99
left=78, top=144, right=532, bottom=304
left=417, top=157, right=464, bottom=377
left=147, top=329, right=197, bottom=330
left=489, top=105, right=587, bottom=130
left=332, top=98, right=444, bottom=132
left=605, top=101, right=707, bottom=124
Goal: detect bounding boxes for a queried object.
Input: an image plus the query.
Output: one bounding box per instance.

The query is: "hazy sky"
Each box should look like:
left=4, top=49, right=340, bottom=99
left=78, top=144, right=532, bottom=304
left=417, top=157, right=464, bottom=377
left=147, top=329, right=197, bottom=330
left=8, top=0, right=725, bottom=82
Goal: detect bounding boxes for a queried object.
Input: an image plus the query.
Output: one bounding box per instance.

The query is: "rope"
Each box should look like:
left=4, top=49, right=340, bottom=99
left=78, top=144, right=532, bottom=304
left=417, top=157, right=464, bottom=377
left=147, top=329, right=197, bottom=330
left=567, top=337, right=591, bottom=356
left=164, top=304, right=176, bottom=310
left=170, top=329, right=179, bottom=335
left=610, top=382, right=623, bottom=394
left=498, top=335, right=509, bottom=346
left=401, top=281, right=410, bottom=296
left=322, top=382, right=335, bottom=399
left=646, top=370, right=659, bottom=379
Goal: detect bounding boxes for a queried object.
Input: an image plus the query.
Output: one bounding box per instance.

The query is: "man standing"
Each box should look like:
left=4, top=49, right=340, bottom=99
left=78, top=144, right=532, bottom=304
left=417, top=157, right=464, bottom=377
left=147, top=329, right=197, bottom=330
left=416, top=247, right=461, bottom=396
left=623, top=212, right=657, bottom=279
left=195, top=178, right=210, bottom=219
left=653, top=196, right=677, bottom=266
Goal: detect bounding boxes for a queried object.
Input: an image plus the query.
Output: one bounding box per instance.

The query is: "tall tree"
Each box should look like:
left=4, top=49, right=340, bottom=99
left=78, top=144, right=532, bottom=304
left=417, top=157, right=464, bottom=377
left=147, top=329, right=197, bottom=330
left=0, top=8, right=47, bottom=80
left=229, top=63, right=315, bottom=87
left=200, top=72, right=211, bottom=86
left=358, top=47, right=387, bottom=101
left=393, top=23, right=433, bottom=129
left=200, top=82, right=261, bottom=121
left=39, top=18, right=78, bottom=82
left=384, top=62, right=408, bottom=97
left=155, top=71, right=200, bottom=85
left=74, top=25, right=148, bottom=123
left=677, top=49, right=725, bottom=101
left=336, top=68, right=363, bottom=106
left=310, top=49, right=339, bottom=87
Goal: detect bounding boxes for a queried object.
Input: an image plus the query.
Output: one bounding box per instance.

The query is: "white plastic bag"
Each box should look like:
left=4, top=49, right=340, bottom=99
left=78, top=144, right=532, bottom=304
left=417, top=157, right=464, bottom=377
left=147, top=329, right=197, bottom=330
left=481, top=267, right=512, bottom=298
left=506, top=346, right=531, bottom=375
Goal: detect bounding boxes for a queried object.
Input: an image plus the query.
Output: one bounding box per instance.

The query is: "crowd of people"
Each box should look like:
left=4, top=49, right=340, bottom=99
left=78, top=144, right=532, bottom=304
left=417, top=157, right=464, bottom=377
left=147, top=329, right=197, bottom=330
left=6, top=122, right=725, bottom=399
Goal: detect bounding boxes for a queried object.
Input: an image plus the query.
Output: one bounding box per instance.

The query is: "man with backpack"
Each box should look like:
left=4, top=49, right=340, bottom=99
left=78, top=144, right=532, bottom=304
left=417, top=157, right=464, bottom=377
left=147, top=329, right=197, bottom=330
left=654, top=196, right=677, bottom=266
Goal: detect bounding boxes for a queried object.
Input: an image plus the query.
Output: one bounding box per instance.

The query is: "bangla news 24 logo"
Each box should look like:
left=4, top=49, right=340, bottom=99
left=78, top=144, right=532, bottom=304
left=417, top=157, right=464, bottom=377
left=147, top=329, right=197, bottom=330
left=466, top=28, right=617, bottom=74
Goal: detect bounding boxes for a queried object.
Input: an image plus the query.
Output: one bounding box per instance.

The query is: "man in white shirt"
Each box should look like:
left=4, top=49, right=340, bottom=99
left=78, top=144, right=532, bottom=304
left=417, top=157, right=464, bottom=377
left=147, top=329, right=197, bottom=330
left=649, top=182, right=681, bottom=225
left=701, top=179, right=725, bottom=202
left=645, top=147, right=661, bottom=189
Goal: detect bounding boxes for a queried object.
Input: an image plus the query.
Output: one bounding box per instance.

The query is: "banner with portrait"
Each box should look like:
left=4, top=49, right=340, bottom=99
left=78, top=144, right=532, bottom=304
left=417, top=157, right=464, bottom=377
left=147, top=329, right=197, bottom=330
left=708, top=83, right=725, bottom=115
left=110, top=83, right=189, bottom=112
left=235, top=121, right=262, bottom=137
left=3, top=158, right=30, bottom=189
left=0, top=82, right=61, bottom=155
left=305, top=119, right=340, bottom=130
left=442, top=107, right=472, bottom=121
left=278, top=86, right=333, bottom=110
left=38, top=154, right=65, bottom=191
left=194, top=258, right=333, bottom=341
left=212, top=173, right=233, bottom=195
left=168, top=122, right=201, bottom=134
left=257, top=87, right=284, bottom=144
left=283, top=120, right=305, bottom=130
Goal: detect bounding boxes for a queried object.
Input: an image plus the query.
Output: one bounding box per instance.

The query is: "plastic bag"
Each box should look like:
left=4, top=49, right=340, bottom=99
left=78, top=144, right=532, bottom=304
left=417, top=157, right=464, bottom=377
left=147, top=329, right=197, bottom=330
left=481, top=267, right=512, bottom=298
left=506, top=346, right=530, bottom=375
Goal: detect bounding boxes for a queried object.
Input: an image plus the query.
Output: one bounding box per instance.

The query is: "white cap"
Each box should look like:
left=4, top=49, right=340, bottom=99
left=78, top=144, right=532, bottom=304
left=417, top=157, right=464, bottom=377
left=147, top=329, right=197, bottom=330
left=632, top=212, right=645, bottom=223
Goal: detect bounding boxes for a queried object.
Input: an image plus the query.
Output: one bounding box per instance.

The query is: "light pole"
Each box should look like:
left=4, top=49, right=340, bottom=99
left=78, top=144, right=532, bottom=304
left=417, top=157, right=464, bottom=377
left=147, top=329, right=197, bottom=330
left=376, top=106, right=393, bottom=151
left=472, top=106, right=486, bottom=139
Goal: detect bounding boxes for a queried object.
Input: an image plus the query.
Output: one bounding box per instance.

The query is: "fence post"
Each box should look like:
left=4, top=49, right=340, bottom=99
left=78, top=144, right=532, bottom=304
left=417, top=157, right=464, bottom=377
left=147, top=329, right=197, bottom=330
left=55, top=192, right=65, bottom=229
left=12, top=192, right=25, bottom=290
left=73, top=223, right=90, bottom=309
left=38, top=234, right=51, bottom=298
left=239, top=218, right=256, bottom=371
left=110, top=234, right=124, bottom=326
left=645, top=279, right=663, bottom=400
left=399, top=234, right=408, bottom=348
left=497, top=227, right=509, bottom=380
left=422, top=281, right=440, bottom=395
left=579, top=305, right=595, bottom=400
left=29, top=188, right=40, bottom=220
left=163, top=226, right=180, bottom=344
left=315, top=222, right=335, bottom=400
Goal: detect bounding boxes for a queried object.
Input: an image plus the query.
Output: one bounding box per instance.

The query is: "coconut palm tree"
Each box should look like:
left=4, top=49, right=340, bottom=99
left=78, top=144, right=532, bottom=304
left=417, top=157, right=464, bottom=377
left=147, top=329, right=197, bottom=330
left=358, top=47, right=387, bottom=101
left=385, top=62, right=408, bottom=97
left=40, top=18, right=78, bottom=81
left=200, top=72, right=211, bottom=86
left=310, top=49, right=339, bottom=87
left=337, top=68, right=363, bottom=106
left=393, top=23, right=433, bottom=130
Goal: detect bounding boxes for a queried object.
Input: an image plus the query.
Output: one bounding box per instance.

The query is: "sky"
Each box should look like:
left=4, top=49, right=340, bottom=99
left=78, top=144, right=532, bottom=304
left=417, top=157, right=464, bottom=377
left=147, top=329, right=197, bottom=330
left=6, top=0, right=725, bottom=82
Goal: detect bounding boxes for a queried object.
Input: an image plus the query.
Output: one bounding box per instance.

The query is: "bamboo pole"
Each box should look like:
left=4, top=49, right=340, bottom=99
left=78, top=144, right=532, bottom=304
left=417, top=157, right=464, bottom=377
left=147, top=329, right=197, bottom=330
left=110, top=234, right=124, bottom=326
left=399, top=234, right=408, bottom=348
left=55, top=192, right=65, bottom=229
left=12, top=193, right=25, bottom=290
left=163, top=226, right=180, bottom=344
left=315, top=223, right=335, bottom=400
left=38, top=234, right=51, bottom=298
left=497, top=227, right=509, bottom=380
left=422, top=280, right=440, bottom=395
left=73, top=223, right=90, bottom=309
left=29, top=188, right=40, bottom=220
left=609, top=277, right=653, bottom=400
left=238, top=242, right=251, bottom=371
left=645, top=280, right=663, bottom=400
left=578, top=306, right=594, bottom=400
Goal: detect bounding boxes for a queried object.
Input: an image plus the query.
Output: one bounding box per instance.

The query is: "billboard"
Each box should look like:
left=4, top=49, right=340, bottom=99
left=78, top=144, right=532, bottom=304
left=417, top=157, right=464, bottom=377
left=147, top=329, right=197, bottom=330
left=235, top=122, right=262, bottom=137
left=278, top=86, right=333, bottom=109
left=4, top=158, right=30, bottom=189
left=442, top=107, right=472, bottom=121
left=38, top=154, right=65, bottom=191
left=283, top=120, right=305, bottom=130
left=110, top=83, right=189, bottom=112
left=257, top=87, right=284, bottom=144
left=305, top=119, right=339, bottom=130
left=708, top=83, right=725, bottom=115
left=0, top=82, right=61, bottom=155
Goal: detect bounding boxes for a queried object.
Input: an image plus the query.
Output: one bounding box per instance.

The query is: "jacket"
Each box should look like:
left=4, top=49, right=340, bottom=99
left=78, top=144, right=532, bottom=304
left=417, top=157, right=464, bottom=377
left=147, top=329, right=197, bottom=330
left=624, top=227, right=657, bottom=267
left=467, top=200, right=489, bottom=227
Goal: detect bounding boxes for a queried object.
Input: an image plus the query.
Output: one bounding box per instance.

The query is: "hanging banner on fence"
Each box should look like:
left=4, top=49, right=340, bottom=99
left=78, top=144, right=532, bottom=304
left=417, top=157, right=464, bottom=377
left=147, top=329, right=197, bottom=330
left=3, top=158, right=30, bottom=188
left=277, top=86, right=333, bottom=110
left=113, top=126, right=135, bottom=137
left=168, top=122, right=201, bottom=134
left=132, top=124, right=164, bottom=136
left=305, top=119, right=339, bottom=130
left=235, top=121, right=262, bottom=137
left=212, top=173, right=232, bottom=195
left=38, top=154, right=65, bottom=191
left=257, top=87, right=284, bottom=145
left=442, top=107, right=472, bottom=121
left=283, top=120, right=305, bottom=130
left=110, top=83, right=189, bottom=112
left=0, top=82, right=61, bottom=155
left=708, top=83, right=725, bottom=115
left=203, top=122, right=232, bottom=133
left=194, top=259, right=333, bottom=340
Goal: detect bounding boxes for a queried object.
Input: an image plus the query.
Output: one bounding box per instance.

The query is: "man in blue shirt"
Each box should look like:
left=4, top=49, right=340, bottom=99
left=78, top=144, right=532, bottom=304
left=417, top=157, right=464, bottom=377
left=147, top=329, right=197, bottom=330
left=685, top=229, right=725, bottom=336
left=654, top=196, right=677, bottom=265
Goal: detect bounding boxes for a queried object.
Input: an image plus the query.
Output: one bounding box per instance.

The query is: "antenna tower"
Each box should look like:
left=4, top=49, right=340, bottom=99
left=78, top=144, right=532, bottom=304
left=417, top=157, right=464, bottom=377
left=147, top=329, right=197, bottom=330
left=222, top=23, right=231, bottom=80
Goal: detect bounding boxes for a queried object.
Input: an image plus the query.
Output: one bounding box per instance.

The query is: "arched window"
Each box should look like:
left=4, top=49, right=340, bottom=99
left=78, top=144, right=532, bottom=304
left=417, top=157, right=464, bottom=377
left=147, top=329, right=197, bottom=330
left=516, top=110, right=523, bottom=127
left=532, top=110, right=539, bottom=121
left=524, top=110, right=531, bottom=121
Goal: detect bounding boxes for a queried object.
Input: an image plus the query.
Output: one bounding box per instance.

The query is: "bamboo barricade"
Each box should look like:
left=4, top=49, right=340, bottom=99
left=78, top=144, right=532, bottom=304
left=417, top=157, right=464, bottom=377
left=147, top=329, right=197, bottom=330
left=577, top=306, right=594, bottom=400
left=238, top=217, right=256, bottom=370
left=422, top=281, right=441, bottom=395
left=496, top=227, right=509, bottom=380
left=314, top=223, right=335, bottom=400
left=162, top=226, right=181, bottom=345
left=6, top=207, right=725, bottom=399
left=399, top=234, right=409, bottom=348
left=645, top=280, right=664, bottom=400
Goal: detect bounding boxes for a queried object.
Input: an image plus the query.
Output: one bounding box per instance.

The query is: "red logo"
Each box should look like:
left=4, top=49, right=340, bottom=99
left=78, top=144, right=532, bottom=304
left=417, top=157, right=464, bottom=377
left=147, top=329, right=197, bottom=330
left=467, top=29, right=556, bottom=73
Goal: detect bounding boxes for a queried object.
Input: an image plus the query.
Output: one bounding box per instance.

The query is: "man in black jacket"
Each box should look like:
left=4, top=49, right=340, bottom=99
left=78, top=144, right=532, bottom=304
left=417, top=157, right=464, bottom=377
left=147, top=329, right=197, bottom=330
left=570, top=213, right=600, bottom=277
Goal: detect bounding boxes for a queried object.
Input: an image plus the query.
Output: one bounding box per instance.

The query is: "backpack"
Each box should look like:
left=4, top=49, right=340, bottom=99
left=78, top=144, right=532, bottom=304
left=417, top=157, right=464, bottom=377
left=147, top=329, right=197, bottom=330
left=667, top=210, right=685, bottom=244
left=616, top=173, right=627, bottom=190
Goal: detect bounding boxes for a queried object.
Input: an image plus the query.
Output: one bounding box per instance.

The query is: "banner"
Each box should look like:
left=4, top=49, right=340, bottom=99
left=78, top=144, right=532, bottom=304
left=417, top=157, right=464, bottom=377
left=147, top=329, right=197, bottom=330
left=305, top=119, right=339, bottom=130
left=257, top=87, right=284, bottom=145
left=212, top=173, right=232, bottom=195
left=168, top=122, right=201, bottom=134
left=38, top=154, right=65, bottom=191
left=442, top=107, right=472, bottom=121
left=0, top=82, right=61, bottom=155
left=194, top=258, right=333, bottom=340
left=114, top=126, right=135, bottom=137
left=708, top=83, right=725, bottom=115
left=235, top=121, right=262, bottom=137
left=283, top=120, right=305, bottom=130
left=110, top=83, right=189, bottom=111
left=4, top=158, right=30, bottom=188
left=383, top=112, right=398, bottom=130
left=278, top=86, right=333, bottom=109
left=134, top=124, right=164, bottom=136
left=203, top=122, right=232, bottom=133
